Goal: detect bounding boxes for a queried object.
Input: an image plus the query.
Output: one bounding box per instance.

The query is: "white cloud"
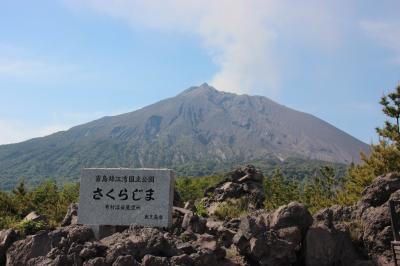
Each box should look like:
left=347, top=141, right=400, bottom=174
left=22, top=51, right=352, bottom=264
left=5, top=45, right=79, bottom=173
left=65, top=0, right=347, bottom=97
left=360, top=20, right=400, bottom=64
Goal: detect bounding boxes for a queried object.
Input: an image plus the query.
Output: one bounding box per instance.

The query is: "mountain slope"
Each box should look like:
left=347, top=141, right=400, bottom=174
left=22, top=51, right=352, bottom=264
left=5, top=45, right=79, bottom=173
left=0, top=83, right=369, bottom=189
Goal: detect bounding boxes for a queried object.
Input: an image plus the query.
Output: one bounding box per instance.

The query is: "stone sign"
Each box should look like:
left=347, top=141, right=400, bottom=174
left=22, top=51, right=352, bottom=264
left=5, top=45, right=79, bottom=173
left=78, top=168, right=174, bottom=227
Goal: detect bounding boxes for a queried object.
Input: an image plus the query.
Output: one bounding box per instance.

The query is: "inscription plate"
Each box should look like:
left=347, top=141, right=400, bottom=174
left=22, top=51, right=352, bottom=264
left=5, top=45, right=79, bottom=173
left=78, top=168, right=174, bottom=227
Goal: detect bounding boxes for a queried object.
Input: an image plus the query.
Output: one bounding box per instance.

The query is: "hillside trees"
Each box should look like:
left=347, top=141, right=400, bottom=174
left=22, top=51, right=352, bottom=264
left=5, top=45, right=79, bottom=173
left=0, top=181, right=79, bottom=230
left=339, top=84, right=400, bottom=204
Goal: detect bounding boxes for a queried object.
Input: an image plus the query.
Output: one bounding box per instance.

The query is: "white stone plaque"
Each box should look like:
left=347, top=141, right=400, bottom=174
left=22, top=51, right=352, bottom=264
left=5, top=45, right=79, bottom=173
left=78, top=168, right=174, bottom=227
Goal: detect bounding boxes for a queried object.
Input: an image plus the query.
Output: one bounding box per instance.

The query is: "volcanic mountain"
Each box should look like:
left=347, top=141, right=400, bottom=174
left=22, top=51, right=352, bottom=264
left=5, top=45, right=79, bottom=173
left=0, top=83, right=369, bottom=189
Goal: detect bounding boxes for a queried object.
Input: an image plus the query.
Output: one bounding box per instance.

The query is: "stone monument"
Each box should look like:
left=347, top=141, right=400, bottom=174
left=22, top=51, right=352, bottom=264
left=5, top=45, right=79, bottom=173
left=78, top=168, right=174, bottom=228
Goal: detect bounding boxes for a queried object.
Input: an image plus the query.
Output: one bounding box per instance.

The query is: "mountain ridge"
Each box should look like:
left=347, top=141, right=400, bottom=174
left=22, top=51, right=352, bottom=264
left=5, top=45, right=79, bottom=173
left=0, top=83, right=369, bottom=189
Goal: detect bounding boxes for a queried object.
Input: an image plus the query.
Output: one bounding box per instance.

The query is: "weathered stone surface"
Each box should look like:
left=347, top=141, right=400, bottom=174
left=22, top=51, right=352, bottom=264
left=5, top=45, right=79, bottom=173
left=270, top=201, right=313, bottom=234
left=174, top=189, right=184, bottom=208
left=355, top=173, right=400, bottom=265
left=182, top=213, right=206, bottom=234
left=83, top=257, right=107, bottom=266
left=233, top=202, right=312, bottom=266
left=24, top=211, right=48, bottom=223
left=190, top=249, right=218, bottom=266
left=176, top=242, right=196, bottom=255
left=170, top=254, right=194, bottom=266
left=61, top=203, right=78, bottom=226
left=78, top=168, right=174, bottom=227
left=112, top=255, right=140, bottom=266
left=27, top=254, right=68, bottom=266
left=313, top=205, right=355, bottom=225
left=141, top=254, right=170, bottom=266
left=0, top=229, right=18, bottom=265
left=67, top=225, right=95, bottom=244
left=202, top=165, right=265, bottom=214
left=305, top=223, right=361, bottom=266
left=6, top=231, right=52, bottom=266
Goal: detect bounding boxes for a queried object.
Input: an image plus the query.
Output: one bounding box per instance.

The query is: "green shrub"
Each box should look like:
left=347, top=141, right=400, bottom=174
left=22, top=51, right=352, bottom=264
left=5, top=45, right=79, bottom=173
left=176, top=175, right=223, bottom=202
left=194, top=201, right=208, bottom=217
left=214, top=198, right=248, bottom=220
left=16, top=220, right=47, bottom=235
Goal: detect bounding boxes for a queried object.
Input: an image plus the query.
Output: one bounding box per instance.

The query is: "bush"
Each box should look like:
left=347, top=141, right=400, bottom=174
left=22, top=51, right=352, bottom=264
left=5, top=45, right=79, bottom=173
left=175, top=175, right=223, bottom=202
left=16, top=220, right=47, bottom=236
left=214, top=197, right=248, bottom=220
left=195, top=201, right=208, bottom=217
left=0, top=181, right=79, bottom=230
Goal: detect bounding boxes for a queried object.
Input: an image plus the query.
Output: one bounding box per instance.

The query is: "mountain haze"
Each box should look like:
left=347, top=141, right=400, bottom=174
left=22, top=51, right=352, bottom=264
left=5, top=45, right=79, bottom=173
left=0, top=83, right=369, bottom=189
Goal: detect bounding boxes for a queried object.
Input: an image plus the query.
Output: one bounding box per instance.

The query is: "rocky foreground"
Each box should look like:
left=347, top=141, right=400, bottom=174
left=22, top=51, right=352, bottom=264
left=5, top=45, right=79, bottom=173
left=0, top=167, right=399, bottom=266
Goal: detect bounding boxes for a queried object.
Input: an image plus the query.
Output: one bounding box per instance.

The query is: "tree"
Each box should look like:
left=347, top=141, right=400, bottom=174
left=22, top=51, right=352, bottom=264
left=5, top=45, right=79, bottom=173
left=264, top=168, right=301, bottom=210
left=12, top=180, right=27, bottom=197
left=339, top=84, right=400, bottom=205
left=376, top=84, right=400, bottom=144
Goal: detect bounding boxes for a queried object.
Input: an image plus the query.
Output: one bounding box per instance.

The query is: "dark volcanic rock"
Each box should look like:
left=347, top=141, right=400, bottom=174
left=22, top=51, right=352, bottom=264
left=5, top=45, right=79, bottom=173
left=233, top=202, right=312, bottom=266
left=141, top=254, right=170, bottom=266
left=270, top=201, right=313, bottom=234
left=0, top=229, right=18, bottom=265
left=112, top=255, right=139, bottom=266
left=170, top=254, right=194, bottom=266
left=6, top=225, right=94, bottom=266
left=182, top=213, right=207, bottom=234
left=61, top=203, right=78, bottom=226
left=203, top=165, right=265, bottom=215
left=305, top=222, right=361, bottom=266
left=356, top=173, right=400, bottom=265
left=6, top=231, right=52, bottom=266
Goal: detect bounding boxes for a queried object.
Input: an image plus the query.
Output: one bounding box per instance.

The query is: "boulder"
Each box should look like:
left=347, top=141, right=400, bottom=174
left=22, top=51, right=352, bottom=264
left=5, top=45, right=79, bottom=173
left=233, top=202, right=312, bottom=266
left=270, top=201, right=313, bottom=234
left=170, top=254, right=194, bottom=266
left=182, top=213, right=207, bottom=234
left=194, top=234, right=226, bottom=260
left=23, top=211, right=48, bottom=223
left=357, top=172, right=400, bottom=215
left=112, top=255, right=140, bottom=266
left=174, top=189, right=184, bottom=208
left=61, top=203, right=78, bottom=226
left=314, top=205, right=355, bottom=224
left=0, top=229, right=19, bottom=265
left=202, top=165, right=266, bottom=216
left=141, top=254, right=170, bottom=266
left=6, top=231, right=52, bottom=266
left=67, top=225, right=95, bottom=244
left=355, top=173, right=400, bottom=265
left=305, top=223, right=361, bottom=266
left=83, top=257, right=107, bottom=266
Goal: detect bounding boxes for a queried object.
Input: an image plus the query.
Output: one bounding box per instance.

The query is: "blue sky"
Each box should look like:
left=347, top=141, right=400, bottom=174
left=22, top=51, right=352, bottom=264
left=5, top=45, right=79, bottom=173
left=0, top=0, right=399, bottom=145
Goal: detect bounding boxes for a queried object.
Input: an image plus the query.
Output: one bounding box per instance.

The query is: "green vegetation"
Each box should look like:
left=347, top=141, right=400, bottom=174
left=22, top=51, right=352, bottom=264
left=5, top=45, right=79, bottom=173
left=16, top=220, right=48, bottom=236
left=214, top=197, right=248, bottom=220
left=0, top=180, right=79, bottom=231
left=175, top=175, right=223, bottom=202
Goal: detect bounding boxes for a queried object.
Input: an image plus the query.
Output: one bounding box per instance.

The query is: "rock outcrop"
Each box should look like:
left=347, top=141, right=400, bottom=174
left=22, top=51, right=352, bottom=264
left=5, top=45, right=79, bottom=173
left=202, top=165, right=265, bottom=216
left=355, top=172, right=400, bottom=265
left=0, top=229, right=19, bottom=265
left=2, top=168, right=400, bottom=266
left=233, top=202, right=312, bottom=266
